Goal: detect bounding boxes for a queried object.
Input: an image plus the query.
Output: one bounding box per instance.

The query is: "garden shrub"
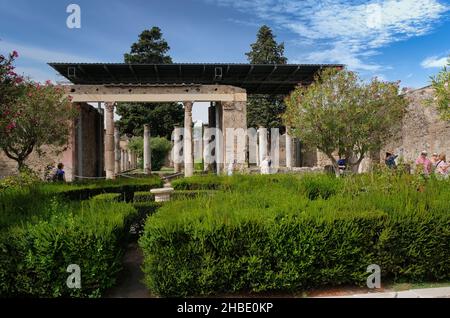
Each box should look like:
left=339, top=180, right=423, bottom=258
left=133, top=191, right=155, bottom=202
left=41, top=176, right=163, bottom=201
left=0, top=199, right=136, bottom=297
left=172, top=175, right=229, bottom=190
left=91, top=193, right=123, bottom=202
left=139, top=174, right=450, bottom=297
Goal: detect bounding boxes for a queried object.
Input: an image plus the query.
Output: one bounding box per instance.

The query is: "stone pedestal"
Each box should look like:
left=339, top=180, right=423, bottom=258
left=151, top=187, right=174, bottom=202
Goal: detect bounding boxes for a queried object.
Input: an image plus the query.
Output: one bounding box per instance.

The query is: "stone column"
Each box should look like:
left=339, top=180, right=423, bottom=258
left=173, top=125, right=183, bottom=173
left=222, top=101, right=247, bottom=172
left=104, top=102, right=115, bottom=179
left=120, top=149, right=124, bottom=171
left=286, top=127, right=292, bottom=169
left=143, top=124, right=152, bottom=175
left=184, top=101, right=194, bottom=177
left=114, top=126, right=121, bottom=175
left=128, top=149, right=133, bottom=170
left=258, top=127, right=268, bottom=165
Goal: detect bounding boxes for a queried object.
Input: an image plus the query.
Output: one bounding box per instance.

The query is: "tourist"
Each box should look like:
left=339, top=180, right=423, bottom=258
left=431, top=152, right=439, bottom=172
left=227, top=160, right=236, bottom=176
left=385, top=152, right=398, bottom=169
left=53, top=163, right=66, bottom=182
left=260, top=156, right=270, bottom=175
left=435, top=153, right=449, bottom=179
left=415, top=151, right=432, bottom=176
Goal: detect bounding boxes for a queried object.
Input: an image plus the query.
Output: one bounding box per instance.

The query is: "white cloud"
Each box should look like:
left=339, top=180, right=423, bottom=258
left=421, top=55, right=449, bottom=68
left=210, top=0, right=449, bottom=71
left=0, top=39, right=98, bottom=64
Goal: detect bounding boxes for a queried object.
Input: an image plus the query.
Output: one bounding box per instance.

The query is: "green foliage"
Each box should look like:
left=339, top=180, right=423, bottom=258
left=0, top=168, right=40, bottom=190
left=116, top=102, right=183, bottom=139
left=245, top=25, right=287, bottom=130
left=91, top=193, right=122, bottom=203
left=284, top=68, right=407, bottom=172
left=0, top=199, right=137, bottom=297
left=245, top=25, right=287, bottom=64
left=171, top=175, right=230, bottom=190
left=41, top=175, right=163, bottom=201
left=119, top=26, right=182, bottom=139
left=124, top=26, right=172, bottom=64
left=0, top=61, right=78, bottom=170
left=429, top=57, right=450, bottom=121
left=127, top=136, right=172, bottom=171
left=0, top=51, right=25, bottom=125
left=140, top=174, right=450, bottom=296
left=151, top=137, right=172, bottom=171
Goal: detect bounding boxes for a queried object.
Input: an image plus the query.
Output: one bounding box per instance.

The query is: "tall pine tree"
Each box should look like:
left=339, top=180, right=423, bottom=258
left=117, top=27, right=183, bottom=138
left=246, top=25, right=287, bottom=132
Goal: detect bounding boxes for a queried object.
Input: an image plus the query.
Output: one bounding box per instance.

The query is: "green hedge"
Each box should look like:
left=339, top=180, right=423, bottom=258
left=41, top=176, right=163, bottom=201
left=171, top=175, right=230, bottom=190
left=0, top=199, right=137, bottom=297
left=91, top=193, right=122, bottom=202
left=140, top=174, right=450, bottom=297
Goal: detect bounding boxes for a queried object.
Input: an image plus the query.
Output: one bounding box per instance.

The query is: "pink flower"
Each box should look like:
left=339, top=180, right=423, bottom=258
left=6, top=122, right=16, bottom=130
left=15, top=77, right=23, bottom=84
left=12, top=51, right=19, bottom=58
left=45, top=80, right=52, bottom=86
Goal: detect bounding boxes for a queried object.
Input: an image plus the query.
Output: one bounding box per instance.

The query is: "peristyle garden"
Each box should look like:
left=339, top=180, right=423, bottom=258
left=0, top=171, right=449, bottom=297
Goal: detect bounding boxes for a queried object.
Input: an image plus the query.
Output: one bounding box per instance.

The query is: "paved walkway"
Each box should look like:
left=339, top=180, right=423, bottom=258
left=105, top=242, right=152, bottom=298
left=318, top=287, right=450, bottom=298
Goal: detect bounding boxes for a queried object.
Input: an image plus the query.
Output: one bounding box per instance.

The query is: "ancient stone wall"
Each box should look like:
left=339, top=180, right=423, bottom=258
left=382, top=86, right=450, bottom=166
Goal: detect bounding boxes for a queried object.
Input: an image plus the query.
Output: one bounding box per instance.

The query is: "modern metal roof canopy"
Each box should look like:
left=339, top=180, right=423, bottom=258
left=48, top=63, right=344, bottom=95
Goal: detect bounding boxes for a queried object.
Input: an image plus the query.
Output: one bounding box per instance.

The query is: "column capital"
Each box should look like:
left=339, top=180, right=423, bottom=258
left=105, top=102, right=115, bottom=112
left=183, top=101, right=194, bottom=113
left=222, top=101, right=235, bottom=110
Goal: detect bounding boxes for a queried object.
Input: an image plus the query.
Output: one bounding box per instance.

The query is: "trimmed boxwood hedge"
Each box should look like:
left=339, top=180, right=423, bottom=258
left=140, top=174, right=450, bottom=297
left=0, top=199, right=137, bottom=297
left=41, top=176, right=164, bottom=201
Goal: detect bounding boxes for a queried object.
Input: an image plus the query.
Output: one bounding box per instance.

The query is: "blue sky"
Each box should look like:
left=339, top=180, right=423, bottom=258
left=1, top=0, right=449, bottom=121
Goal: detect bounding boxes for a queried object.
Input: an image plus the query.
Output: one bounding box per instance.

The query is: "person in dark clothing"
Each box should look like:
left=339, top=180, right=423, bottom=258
left=53, top=163, right=66, bottom=182
left=385, top=152, right=398, bottom=169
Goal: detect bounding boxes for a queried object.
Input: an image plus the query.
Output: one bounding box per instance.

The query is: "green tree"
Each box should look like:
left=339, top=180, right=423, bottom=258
left=118, top=27, right=183, bottom=138
left=283, top=68, right=407, bottom=175
left=128, top=136, right=172, bottom=171
left=430, top=57, right=450, bottom=120
left=116, top=102, right=183, bottom=139
left=0, top=54, right=77, bottom=170
left=246, top=25, right=287, bottom=131
left=0, top=51, right=24, bottom=119
left=124, top=27, right=172, bottom=64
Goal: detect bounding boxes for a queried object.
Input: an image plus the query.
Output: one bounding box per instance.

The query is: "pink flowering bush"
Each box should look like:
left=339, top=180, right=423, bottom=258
left=0, top=52, right=78, bottom=171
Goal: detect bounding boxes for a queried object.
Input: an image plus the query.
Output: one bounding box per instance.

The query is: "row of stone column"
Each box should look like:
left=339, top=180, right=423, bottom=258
left=105, top=101, right=190, bottom=179
left=105, top=102, right=150, bottom=179
left=257, top=127, right=292, bottom=169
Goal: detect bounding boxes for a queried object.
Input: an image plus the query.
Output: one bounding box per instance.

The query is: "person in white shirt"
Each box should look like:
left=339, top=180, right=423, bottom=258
left=260, top=156, right=271, bottom=175
left=435, top=153, right=449, bottom=179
